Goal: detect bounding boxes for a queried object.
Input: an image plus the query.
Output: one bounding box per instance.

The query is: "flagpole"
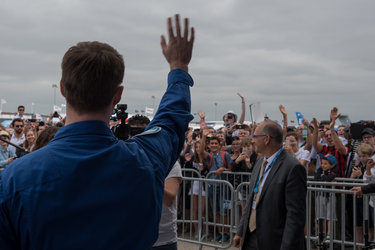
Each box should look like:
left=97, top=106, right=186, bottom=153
left=52, top=84, right=58, bottom=107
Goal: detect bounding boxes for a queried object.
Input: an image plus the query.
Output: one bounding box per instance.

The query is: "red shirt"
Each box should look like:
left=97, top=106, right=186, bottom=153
left=321, top=145, right=348, bottom=178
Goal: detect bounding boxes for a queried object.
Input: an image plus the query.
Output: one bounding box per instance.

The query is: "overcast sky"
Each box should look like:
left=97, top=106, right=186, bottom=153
left=1, top=0, right=374, bottom=123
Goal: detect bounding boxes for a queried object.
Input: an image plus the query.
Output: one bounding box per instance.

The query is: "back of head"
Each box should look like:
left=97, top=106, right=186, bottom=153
left=261, top=120, right=283, bottom=147
left=61, top=41, right=125, bottom=114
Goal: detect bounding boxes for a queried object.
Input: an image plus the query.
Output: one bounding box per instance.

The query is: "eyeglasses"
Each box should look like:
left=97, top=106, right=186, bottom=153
left=363, top=136, right=374, bottom=140
left=252, top=134, right=267, bottom=138
left=18, top=109, right=24, bottom=112
left=15, top=125, right=24, bottom=128
left=324, top=134, right=332, bottom=138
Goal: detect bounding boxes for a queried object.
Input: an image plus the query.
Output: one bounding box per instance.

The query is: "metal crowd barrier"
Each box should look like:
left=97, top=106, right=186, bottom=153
left=178, top=171, right=375, bottom=250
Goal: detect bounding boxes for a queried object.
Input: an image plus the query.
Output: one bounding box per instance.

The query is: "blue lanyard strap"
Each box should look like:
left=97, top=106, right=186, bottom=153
left=253, top=148, right=284, bottom=194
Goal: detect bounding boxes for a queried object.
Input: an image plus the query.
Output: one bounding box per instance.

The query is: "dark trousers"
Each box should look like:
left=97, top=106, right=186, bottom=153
left=242, top=228, right=258, bottom=250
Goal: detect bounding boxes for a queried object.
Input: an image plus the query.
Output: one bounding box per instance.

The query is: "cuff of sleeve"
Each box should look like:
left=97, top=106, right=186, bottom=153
left=168, top=69, right=194, bottom=87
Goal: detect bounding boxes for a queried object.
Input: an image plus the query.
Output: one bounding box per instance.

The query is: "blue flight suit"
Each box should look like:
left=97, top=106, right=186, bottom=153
left=0, top=69, right=193, bottom=250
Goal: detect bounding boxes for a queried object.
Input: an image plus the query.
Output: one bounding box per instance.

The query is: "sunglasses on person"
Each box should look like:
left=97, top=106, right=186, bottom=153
left=15, top=125, right=24, bottom=128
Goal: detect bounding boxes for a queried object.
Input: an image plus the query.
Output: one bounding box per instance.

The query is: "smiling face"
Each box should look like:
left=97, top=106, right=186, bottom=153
left=26, top=130, right=36, bottom=144
left=208, top=138, right=220, bottom=154
left=323, top=130, right=334, bottom=146
left=321, top=159, right=335, bottom=171
left=231, top=139, right=241, bottom=153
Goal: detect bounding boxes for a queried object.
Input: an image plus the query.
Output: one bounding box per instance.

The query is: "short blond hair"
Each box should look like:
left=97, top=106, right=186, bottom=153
left=357, top=143, right=374, bottom=156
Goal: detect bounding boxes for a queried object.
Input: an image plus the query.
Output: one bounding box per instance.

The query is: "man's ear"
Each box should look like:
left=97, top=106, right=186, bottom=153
left=265, top=135, right=271, bottom=146
left=113, top=86, right=124, bottom=106
left=60, top=81, right=65, bottom=97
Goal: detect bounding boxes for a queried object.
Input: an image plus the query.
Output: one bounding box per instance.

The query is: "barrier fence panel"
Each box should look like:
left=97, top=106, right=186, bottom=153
left=178, top=171, right=375, bottom=250
left=177, top=176, right=235, bottom=249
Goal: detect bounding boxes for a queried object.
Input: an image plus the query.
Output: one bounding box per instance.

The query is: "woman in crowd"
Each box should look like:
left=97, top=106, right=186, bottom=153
left=186, top=140, right=207, bottom=239
left=23, top=127, right=37, bottom=152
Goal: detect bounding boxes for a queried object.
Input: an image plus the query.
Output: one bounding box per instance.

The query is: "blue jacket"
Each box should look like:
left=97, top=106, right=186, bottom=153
left=0, top=69, right=193, bottom=250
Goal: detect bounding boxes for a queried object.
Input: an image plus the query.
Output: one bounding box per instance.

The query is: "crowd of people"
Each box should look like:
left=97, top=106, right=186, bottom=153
left=0, top=14, right=374, bottom=250
left=1, top=99, right=375, bottom=248
left=175, top=102, right=375, bottom=248
left=0, top=107, right=65, bottom=169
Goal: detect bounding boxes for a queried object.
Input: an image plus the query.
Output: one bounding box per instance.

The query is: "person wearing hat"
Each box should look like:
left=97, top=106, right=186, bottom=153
left=0, top=130, right=17, bottom=169
left=314, top=153, right=338, bottom=238
left=362, top=127, right=375, bottom=151
left=222, top=93, right=246, bottom=145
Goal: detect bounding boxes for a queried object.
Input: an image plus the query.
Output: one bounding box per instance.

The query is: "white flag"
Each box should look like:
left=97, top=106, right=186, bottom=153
left=35, top=113, right=42, bottom=120
left=53, top=105, right=62, bottom=112
left=1, top=99, right=6, bottom=105
left=250, top=102, right=264, bottom=123
left=145, top=107, right=154, bottom=114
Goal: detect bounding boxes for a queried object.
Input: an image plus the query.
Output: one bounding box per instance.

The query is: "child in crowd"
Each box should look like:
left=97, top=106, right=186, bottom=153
left=360, top=143, right=375, bottom=246
left=314, top=154, right=338, bottom=238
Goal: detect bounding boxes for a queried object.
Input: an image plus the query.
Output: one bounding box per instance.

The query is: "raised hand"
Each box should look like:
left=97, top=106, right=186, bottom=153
left=198, top=110, right=206, bottom=120
left=330, top=107, right=341, bottom=123
left=237, top=92, right=245, bottom=100
left=279, top=105, right=287, bottom=116
left=160, top=14, right=195, bottom=72
left=311, top=118, right=319, bottom=129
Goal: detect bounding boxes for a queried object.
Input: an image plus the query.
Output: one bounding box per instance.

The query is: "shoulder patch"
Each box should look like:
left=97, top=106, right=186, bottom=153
left=134, top=126, right=162, bottom=137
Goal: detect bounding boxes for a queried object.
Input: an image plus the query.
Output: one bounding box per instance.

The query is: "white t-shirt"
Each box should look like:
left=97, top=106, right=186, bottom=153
left=153, top=161, right=182, bottom=247
left=295, top=147, right=311, bottom=173
left=8, top=133, right=25, bottom=155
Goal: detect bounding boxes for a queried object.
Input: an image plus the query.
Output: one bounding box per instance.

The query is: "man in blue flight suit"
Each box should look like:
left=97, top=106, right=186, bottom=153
left=0, top=14, right=195, bottom=249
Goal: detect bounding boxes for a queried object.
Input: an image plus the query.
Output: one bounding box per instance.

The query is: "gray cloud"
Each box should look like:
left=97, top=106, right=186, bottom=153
left=1, top=0, right=374, bottom=124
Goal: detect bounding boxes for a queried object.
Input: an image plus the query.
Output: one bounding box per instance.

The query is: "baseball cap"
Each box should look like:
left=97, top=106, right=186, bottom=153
left=318, top=153, right=337, bottom=166
left=361, top=127, right=375, bottom=137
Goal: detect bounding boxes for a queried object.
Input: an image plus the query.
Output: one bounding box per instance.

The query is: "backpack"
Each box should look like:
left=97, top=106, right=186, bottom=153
left=208, top=151, right=228, bottom=169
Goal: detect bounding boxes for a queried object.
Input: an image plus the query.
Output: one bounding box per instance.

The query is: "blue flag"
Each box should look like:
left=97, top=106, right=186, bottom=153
left=135, top=109, right=139, bottom=113
left=296, top=112, right=304, bottom=126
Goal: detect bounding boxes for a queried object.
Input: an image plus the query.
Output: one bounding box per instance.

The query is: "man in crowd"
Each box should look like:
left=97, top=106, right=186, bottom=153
left=312, top=108, right=348, bottom=177
left=200, top=129, right=233, bottom=242
left=362, top=127, right=375, bottom=152
left=337, top=125, right=348, bottom=146
left=234, top=120, right=306, bottom=249
left=0, top=14, right=195, bottom=249
left=8, top=118, right=25, bottom=155
left=128, top=114, right=151, bottom=138
left=13, top=105, right=26, bottom=120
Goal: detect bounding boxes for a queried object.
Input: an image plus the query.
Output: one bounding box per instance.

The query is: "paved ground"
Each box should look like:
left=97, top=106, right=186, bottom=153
left=177, top=240, right=238, bottom=250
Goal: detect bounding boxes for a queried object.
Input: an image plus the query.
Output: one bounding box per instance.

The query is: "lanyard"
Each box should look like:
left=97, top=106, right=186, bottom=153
left=253, top=148, right=284, bottom=194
